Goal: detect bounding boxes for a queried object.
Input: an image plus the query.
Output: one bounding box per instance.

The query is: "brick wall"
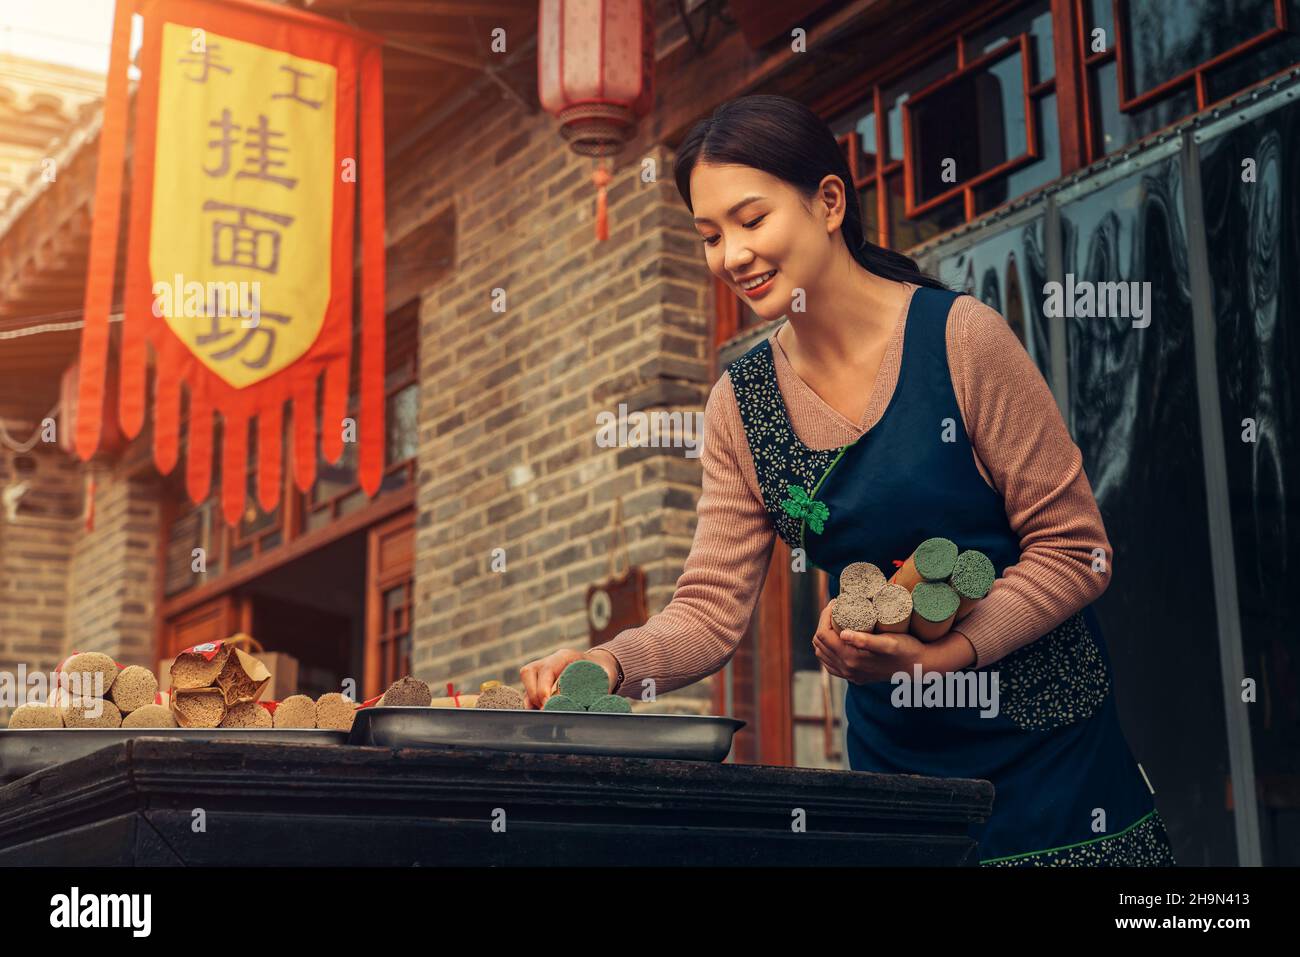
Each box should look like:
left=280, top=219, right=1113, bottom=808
left=395, top=99, right=719, bottom=709
left=63, top=465, right=161, bottom=668
left=0, top=441, right=80, bottom=722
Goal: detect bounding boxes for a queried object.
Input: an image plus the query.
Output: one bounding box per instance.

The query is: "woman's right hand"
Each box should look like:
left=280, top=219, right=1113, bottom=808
left=520, top=648, right=611, bottom=709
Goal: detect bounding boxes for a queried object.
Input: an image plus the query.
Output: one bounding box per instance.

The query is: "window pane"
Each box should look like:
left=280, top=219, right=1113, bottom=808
left=883, top=49, right=958, bottom=163
left=910, top=46, right=1029, bottom=204
left=936, top=216, right=1051, bottom=381
left=887, top=172, right=963, bottom=250
left=338, top=487, right=367, bottom=516
left=384, top=583, right=407, bottom=615
left=1059, top=158, right=1235, bottom=864
left=856, top=110, right=877, bottom=165
left=1199, top=95, right=1300, bottom=865
left=974, top=92, right=1060, bottom=213
left=967, top=0, right=1054, bottom=82
left=380, top=468, right=410, bottom=494
left=1204, top=32, right=1300, bottom=103
left=304, top=507, right=331, bottom=532
left=1121, top=0, right=1276, bottom=98
left=235, top=426, right=279, bottom=540
left=164, top=507, right=204, bottom=597
left=1084, top=0, right=1114, bottom=41
left=313, top=430, right=359, bottom=504
left=1090, top=59, right=1197, bottom=157
left=386, top=383, right=418, bottom=465
left=238, top=467, right=279, bottom=539
left=832, top=107, right=878, bottom=174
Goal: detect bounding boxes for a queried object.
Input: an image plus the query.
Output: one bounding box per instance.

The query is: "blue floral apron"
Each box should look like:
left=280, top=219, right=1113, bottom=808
left=728, top=285, right=1177, bottom=866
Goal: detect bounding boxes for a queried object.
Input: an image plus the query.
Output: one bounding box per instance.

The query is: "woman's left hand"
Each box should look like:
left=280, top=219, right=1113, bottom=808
left=812, top=599, right=927, bottom=684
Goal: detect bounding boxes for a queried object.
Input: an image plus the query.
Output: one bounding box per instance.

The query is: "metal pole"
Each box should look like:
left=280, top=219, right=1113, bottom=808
left=1179, top=127, right=1262, bottom=866
left=1043, top=196, right=1070, bottom=421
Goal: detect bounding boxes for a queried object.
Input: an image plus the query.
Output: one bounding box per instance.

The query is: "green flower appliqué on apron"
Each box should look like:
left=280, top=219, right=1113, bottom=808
left=780, top=484, right=829, bottom=535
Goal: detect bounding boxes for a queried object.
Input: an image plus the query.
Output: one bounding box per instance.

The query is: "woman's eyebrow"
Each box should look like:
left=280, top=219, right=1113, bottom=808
left=693, top=195, right=766, bottom=225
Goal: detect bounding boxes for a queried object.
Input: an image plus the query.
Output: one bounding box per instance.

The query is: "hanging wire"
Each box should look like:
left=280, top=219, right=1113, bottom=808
left=0, top=402, right=62, bottom=453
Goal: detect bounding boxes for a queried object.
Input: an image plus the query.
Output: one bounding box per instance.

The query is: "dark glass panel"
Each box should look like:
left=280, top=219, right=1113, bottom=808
left=832, top=106, right=879, bottom=175
left=164, top=507, right=202, bottom=597
left=1199, top=97, right=1300, bottom=865
left=238, top=469, right=280, bottom=539
left=911, top=46, right=1029, bottom=203
left=967, top=0, right=1055, bottom=81
left=313, top=424, right=360, bottom=505
left=1060, top=157, right=1235, bottom=864
left=1121, top=0, right=1275, bottom=97
left=304, top=507, right=331, bottom=532
left=857, top=109, right=878, bottom=165
left=384, top=583, right=407, bottom=614
left=1204, top=32, right=1300, bottom=103
left=237, top=428, right=279, bottom=540
left=386, top=383, right=418, bottom=465
left=1084, top=0, right=1114, bottom=45
left=338, top=488, right=367, bottom=516
left=974, top=93, right=1060, bottom=213
left=1091, top=59, right=1198, bottom=156
left=383, top=301, right=419, bottom=389
left=883, top=49, right=959, bottom=163
left=936, top=216, right=1051, bottom=379
left=887, top=172, right=964, bottom=251
left=380, top=468, right=410, bottom=494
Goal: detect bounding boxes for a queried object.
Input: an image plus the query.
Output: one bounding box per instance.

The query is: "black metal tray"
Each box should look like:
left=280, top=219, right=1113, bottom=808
left=350, top=706, right=745, bottom=761
left=0, top=728, right=350, bottom=783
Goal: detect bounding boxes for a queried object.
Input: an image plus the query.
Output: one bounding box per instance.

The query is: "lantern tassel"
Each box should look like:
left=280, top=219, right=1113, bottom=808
left=593, top=161, right=611, bottom=241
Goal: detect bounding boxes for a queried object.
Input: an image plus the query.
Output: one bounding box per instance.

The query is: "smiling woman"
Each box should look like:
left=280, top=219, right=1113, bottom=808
left=679, top=95, right=948, bottom=312
left=518, top=93, right=1176, bottom=869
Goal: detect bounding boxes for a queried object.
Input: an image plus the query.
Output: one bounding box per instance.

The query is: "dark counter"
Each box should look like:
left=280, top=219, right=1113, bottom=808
left=0, top=738, right=993, bottom=865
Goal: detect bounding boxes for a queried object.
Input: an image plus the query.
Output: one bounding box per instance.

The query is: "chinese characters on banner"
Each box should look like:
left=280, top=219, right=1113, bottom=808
left=74, top=0, right=387, bottom=526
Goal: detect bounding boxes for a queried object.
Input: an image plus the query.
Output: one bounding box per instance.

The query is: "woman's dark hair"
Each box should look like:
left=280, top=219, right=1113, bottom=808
left=673, top=94, right=947, bottom=290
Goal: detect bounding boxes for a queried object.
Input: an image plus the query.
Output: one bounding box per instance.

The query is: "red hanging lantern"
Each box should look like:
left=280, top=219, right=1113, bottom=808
left=538, top=0, right=655, bottom=241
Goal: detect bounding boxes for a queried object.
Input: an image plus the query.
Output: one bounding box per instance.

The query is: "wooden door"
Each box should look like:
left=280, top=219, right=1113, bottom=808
left=364, top=511, right=415, bottom=699
left=160, top=593, right=246, bottom=674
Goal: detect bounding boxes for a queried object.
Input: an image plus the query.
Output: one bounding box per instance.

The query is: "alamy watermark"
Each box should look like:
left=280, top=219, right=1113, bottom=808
left=1, top=666, right=105, bottom=714
left=594, top=402, right=703, bottom=458
left=152, top=273, right=262, bottom=328
left=49, top=887, right=151, bottom=936
left=891, top=664, right=1000, bottom=718
left=1043, top=274, right=1151, bottom=328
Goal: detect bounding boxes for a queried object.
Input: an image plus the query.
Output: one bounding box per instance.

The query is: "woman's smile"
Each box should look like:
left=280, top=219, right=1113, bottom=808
left=739, top=268, right=777, bottom=297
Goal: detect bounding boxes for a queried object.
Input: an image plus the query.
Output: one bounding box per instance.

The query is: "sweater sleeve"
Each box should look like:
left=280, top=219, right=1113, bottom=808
left=946, top=296, right=1114, bottom=668
left=599, top=373, right=776, bottom=698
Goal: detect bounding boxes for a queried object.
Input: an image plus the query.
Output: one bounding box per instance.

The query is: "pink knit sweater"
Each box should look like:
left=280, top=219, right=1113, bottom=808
left=603, top=284, right=1112, bottom=697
